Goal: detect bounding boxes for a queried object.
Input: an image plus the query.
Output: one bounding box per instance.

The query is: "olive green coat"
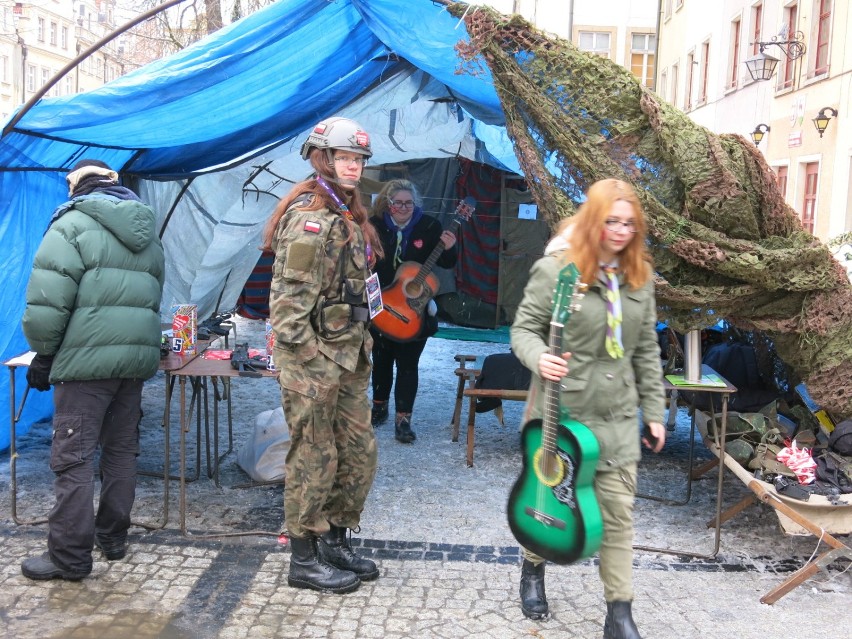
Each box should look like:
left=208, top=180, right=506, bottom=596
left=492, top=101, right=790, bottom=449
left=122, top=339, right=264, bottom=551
left=511, top=250, right=665, bottom=470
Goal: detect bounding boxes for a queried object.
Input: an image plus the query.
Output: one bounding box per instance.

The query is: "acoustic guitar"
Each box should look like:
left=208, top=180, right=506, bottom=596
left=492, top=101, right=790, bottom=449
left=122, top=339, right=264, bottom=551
left=371, top=196, right=476, bottom=342
left=506, top=263, right=604, bottom=564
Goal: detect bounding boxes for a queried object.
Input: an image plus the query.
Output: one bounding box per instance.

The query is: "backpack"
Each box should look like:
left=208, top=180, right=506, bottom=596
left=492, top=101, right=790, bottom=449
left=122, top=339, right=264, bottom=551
left=829, top=420, right=852, bottom=456
left=682, top=342, right=779, bottom=413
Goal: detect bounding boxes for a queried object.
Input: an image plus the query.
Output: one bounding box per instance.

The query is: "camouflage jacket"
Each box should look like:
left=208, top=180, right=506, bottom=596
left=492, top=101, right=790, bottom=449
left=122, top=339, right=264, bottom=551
left=269, top=200, right=372, bottom=382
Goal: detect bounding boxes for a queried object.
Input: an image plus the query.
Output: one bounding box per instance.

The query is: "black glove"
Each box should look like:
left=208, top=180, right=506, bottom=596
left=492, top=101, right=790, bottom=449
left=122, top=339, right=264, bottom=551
left=26, top=354, right=54, bottom=391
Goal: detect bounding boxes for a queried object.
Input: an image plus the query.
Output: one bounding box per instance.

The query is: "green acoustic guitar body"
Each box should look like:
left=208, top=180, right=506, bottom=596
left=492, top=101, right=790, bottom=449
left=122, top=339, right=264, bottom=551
left=507, top=415, right=604, bottom=564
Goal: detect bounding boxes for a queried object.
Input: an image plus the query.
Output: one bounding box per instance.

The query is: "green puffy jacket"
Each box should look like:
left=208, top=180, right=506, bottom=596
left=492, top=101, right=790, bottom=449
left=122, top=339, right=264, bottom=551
left=22, top=195, right=166, bottom=383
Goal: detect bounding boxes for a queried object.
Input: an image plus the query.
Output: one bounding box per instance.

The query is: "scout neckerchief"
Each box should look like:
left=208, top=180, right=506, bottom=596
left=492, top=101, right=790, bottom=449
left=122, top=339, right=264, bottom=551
left=383, top=206, right=423, bottom=268
left=601, top=264, right=624, bottom=359
left=316, top=175, right=373, bottom=265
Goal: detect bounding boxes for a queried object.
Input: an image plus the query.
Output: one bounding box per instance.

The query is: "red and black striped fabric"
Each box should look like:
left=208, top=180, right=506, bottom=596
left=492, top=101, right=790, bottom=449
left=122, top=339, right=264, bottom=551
left=235, top=250, right=275, bottom=319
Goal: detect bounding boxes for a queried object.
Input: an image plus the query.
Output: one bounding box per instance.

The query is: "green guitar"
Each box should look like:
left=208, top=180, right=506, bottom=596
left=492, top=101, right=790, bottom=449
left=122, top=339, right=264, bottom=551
left=507, top=263, right=604, bottom=564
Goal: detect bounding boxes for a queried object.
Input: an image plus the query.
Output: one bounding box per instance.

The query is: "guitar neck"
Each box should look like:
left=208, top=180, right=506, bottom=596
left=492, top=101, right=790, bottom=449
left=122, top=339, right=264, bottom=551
left=542, top=321, right=564, bottom=458
left=411, top=218, right=460, bottom=286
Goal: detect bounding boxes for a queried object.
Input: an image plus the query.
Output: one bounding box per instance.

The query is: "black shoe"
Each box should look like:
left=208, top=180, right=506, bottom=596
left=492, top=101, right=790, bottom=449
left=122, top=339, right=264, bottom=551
left=371, top=402, right=388, bottom=426
left=95, top=535, right=128, bottom=561
left=519, top=559, right=548, bottom=619
left=603, top=600, right=642, bottom=639
left=287, top=536, right=360, bottom=594
left=21, top=552, right=89, bottom=581
left=318, top=525, right=380, bottom=581
left=395, top=415, right=416, bottom=443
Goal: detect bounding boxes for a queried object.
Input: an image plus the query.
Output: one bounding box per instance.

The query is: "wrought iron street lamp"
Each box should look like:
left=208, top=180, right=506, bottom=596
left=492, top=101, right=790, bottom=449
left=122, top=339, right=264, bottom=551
left=812, top=107, right=837, bottom=138
left=751, top=124, right=770, bottom=145
left=744, top=33, right=806, bottom=81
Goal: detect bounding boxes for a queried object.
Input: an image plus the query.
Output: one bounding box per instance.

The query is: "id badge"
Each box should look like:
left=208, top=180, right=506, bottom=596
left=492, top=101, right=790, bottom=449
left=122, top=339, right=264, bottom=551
left=365, top=272, right=384, bottom=319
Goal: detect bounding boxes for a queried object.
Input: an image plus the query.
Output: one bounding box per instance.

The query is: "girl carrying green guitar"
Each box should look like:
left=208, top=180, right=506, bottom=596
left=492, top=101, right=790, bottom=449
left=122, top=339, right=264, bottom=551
left=510, top=179, right=666, bottom=639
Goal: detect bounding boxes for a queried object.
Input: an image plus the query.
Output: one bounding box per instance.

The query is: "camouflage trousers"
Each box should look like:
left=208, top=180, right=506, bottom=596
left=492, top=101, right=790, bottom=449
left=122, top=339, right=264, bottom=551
left=279, top=348, right=377, bottom=539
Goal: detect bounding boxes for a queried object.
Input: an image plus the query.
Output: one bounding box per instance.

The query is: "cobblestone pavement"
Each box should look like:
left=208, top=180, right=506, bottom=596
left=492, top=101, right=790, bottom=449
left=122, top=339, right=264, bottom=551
left=1, top=322, right=850, bottom=638
left=1, top=523, right=850, bottom=639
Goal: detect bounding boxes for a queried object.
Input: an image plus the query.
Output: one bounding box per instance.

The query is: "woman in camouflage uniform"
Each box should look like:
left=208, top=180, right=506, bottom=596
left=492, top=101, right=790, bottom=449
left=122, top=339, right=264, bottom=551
left=261, top=117, right=384, bottom=594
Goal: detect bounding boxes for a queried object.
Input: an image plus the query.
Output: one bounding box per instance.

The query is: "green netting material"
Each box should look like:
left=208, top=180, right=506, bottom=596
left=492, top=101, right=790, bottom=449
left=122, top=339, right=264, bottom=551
left=449, top=4, right=852, bottom=419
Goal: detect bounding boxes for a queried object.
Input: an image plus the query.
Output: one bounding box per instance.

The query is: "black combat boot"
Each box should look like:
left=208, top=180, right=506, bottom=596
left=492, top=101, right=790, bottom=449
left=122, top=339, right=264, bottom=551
left=287, top=536, right=360, bottom=593
left=603, top=600, right=642, bottom=639
left=519, top=559, right=549, bottom=619
left=395, top=413, right=416, bottom=443
left=318, top=525, right=380, bottom=581
left=371, top=401, right=388, bottom=426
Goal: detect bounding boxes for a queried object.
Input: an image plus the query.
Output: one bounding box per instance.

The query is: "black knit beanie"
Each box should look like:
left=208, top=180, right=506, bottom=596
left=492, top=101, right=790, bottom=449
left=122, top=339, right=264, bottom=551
left=69, top=158, right=112, bottom=172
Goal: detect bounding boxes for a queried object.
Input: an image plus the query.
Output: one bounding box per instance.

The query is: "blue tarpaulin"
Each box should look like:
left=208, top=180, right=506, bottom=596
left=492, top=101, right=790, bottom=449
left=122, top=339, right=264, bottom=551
left=0, top=0, right=514, bottom=449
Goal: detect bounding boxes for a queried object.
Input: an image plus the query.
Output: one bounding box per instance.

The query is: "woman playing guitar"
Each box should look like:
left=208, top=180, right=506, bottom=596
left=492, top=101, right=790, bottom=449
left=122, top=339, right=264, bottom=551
left=368, top=179, right=457, bottom=443
left=510, top=179, right=666, bottom=638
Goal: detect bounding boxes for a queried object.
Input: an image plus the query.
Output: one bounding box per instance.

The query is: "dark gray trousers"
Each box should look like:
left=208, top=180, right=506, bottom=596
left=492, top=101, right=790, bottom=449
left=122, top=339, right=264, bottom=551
left=48, top=379, right=142, bottom=573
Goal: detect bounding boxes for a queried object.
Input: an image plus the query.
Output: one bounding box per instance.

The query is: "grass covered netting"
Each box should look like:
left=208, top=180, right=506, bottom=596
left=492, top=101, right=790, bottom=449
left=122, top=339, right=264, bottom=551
left=446, top=3, right=852, bottom=418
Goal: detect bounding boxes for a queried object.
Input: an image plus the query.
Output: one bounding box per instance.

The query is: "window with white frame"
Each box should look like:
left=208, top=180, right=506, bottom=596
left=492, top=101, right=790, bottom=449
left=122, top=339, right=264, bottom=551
left=1, top=55, right=8, bottom=84
left=801, top=162, right=819, bottom=234
left=750, top=3, right=763, bottom=57
left=37, top=17, right=45, bottom=42
left=49, top=21, right=57, bottom=46
left=774, top=165, right=788, bottom=201
left=698, top=41, right=710, bottom=104
left=729, top=18, right=741, bottom=89
left=630, top=33, right=656, bottom=87
left=813, top=0, right=832, bottom=76
left=578, top=31, right=611, bottom=58
left=660, top=69, right=668, bottom=100
left=61, top=26, right=68, bottom=49
left=41, top=67, right=50, bottom=90
left=671, top=63, right=679, bottom=107
left=26, top=64, right=36, bottom=92
left=685, top=52, right=695, bottom=110
left=779, top=3, right=798, bottom=90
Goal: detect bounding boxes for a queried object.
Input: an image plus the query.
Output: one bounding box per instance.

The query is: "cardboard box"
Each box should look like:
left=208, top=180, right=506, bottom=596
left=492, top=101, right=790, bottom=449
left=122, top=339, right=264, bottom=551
left=171, top=304, right=197, bottom=355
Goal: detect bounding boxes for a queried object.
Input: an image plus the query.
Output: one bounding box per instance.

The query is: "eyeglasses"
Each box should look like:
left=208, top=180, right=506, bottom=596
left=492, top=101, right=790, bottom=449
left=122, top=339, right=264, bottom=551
left=604, top=218, right=638, bottom=233
left=333, top=155, right=368, bottom=166
left=389, top=199, right=415, bottom=209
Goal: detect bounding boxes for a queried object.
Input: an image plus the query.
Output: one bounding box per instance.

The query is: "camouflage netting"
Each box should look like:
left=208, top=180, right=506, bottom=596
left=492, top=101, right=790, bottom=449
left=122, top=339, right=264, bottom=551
left=447, top=3, right=852, bottom=419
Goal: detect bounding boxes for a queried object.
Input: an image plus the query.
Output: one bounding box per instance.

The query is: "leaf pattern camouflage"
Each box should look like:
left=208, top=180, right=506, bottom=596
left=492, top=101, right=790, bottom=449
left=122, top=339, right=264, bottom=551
left=446, top=2, right=852, bottom=419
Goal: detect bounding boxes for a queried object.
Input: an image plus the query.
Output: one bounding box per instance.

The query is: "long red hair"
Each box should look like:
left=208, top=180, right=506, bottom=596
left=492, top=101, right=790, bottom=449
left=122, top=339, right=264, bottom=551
left=556, top=179, right=651, bottom=290
left=261, top=149, right=383, bottom=261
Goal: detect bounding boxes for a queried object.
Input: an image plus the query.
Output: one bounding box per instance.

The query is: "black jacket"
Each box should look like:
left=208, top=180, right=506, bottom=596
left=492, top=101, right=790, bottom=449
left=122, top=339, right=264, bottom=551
left=371, top=211, right=458, bottom=287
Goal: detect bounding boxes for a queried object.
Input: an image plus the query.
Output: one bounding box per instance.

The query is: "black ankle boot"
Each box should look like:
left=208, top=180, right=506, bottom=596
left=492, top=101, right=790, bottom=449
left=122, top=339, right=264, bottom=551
left=318, top=525, right=379, bottom=581
left=371, top=401, right=388, bottom=426
left=603, top=600, right=642, bottom=639
left=395, top=414, right=416, bottom=443
left=519, top=559, right=548, bottom=619
left=287, top=536, right=360, bottom=593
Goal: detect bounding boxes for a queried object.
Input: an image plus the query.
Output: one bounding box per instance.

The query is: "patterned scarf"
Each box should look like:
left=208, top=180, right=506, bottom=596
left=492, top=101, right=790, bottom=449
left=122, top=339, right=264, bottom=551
left=602, top=265, right=624, bottom=359
left=383, top=207, right=423, bottom=268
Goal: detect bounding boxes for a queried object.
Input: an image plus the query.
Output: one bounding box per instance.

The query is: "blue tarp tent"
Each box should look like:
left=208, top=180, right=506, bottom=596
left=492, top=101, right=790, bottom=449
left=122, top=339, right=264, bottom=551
left=0, top=0, right=517, bottom=449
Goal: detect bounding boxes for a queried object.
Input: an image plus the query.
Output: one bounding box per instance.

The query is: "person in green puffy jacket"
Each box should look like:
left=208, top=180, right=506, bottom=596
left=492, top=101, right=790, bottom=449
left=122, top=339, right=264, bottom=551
left=20, top=159, right=165, bottom=581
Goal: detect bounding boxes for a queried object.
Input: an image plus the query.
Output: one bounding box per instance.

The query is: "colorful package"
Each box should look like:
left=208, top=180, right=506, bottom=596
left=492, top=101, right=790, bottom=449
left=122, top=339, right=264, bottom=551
left=171, top=304, right=198, bottom=355
left=265, top=319, right=276, bottom=371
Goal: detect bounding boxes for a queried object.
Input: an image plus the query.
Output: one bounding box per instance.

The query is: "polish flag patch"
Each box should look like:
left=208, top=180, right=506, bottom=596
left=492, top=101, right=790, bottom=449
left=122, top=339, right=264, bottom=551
left=304, top=221, right=321, bottom=233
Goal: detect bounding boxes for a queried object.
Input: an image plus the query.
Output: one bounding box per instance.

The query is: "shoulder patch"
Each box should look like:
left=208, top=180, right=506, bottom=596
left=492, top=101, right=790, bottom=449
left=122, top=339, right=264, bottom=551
left=286, top=242, right=316, bottom=272
left=304, top=221, right=321, bottom=234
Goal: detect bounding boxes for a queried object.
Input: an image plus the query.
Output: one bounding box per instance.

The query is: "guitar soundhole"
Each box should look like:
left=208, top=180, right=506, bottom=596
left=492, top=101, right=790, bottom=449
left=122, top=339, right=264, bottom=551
left=402, top=280, right=423, bottom=299
left=532, top=449, right=564, bottom=487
